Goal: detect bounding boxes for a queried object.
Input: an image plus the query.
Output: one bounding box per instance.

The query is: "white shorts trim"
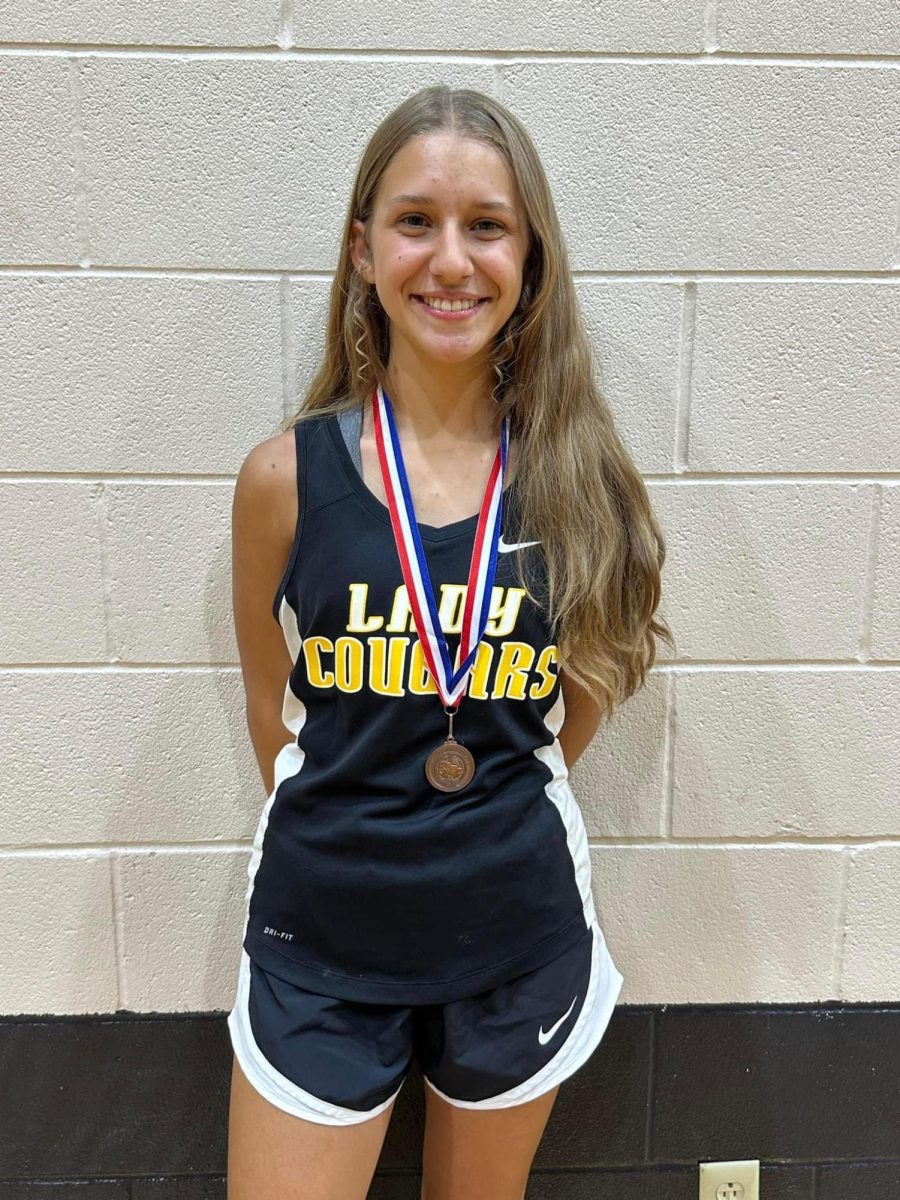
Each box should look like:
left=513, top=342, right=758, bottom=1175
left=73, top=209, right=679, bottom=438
left=422, top=914, right=624, bottom=1110
left=228, top=914, right=624, bottom=1121
left=226, top=947, right=406, bottom=1127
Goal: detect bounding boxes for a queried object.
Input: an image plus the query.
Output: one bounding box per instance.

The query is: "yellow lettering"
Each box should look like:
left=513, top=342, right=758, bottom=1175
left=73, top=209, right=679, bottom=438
left=302, top=636, right=334, bottom=688
left=466, top=642, right=495, bottom=700
left=408, top=639, right=439, bottom=695
left=485, top=587, right=526, bottom=637
left=386, top=586, right=413, bottom=633
left=529, top=645, right=559, bottom=699
left=346, top=584, right=383, bottom=632
left=368, top=636, right=409, bottom=696
left=491, top=642, right=536, bottom=700
left=333, top=636, right=363, bottom=692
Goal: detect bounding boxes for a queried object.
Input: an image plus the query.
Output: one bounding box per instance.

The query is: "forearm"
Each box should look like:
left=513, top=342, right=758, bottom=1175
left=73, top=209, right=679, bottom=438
left=557, top=705, right=600, bottom=772
left=246, top=706, right=294, bottom=797
left=557, top=668, right=604, bottom=772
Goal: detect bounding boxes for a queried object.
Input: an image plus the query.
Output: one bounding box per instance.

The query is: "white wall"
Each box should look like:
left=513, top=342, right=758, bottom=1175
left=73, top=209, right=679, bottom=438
left=1, top=2, right=898, bottom=1014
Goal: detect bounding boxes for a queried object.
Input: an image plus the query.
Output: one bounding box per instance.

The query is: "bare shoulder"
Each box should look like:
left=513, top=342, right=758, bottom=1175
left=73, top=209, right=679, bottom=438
left=233, top=427, right=298, bottom=545
left=237, top=427, right=296, bottom=492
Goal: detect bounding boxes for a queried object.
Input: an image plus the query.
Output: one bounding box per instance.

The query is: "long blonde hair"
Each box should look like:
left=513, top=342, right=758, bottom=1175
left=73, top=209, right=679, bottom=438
left=281, top=84, right=675, bottom=721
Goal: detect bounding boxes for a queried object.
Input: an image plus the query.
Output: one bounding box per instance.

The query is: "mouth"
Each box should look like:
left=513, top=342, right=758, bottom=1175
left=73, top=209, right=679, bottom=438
left=411, top=295, right=491, bottom=320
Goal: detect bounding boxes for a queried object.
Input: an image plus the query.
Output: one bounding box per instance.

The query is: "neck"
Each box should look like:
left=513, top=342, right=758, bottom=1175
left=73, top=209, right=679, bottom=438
left=380, top=355, right=501, bottom=444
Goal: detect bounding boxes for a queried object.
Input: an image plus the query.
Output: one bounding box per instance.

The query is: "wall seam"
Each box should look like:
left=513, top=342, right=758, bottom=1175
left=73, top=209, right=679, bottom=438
left=278, top=0, right=294, bottom=51
left=2, top=844, right=254, bottom=857
left=3, top=266, right=899, bottom=282
left=493, top=58, right=505, bottom=102
left=90, top=480, right=116, bottom=661
left=673, top=281, right=696, bottom=473
left=7, top=472, right=900, bottom=484
left=892, top=136, right=900, bottom=268
left=65, top=55, right=91, bottom=266
left=110, top=851, right=127, bottom=1009
left=857, top=483, right=882, bottom=662
left=703, top=0, right=720, bottom=54
left=5, top=46, right=900, bottom=66
left=832, top=847, right=853, bottom=999
left=279, top=274, right=296, bottom=423
left=5, top=837, right=900, bottom=855
left=662, top=670, right=677, bottom=840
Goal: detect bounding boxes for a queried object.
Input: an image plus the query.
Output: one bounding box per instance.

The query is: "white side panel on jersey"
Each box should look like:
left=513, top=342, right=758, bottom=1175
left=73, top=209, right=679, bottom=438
left=532, top=688, right=595, bottom=924
left=278, top=593, right=304, bottom=671
left=238, top=597, right=308, bottom=943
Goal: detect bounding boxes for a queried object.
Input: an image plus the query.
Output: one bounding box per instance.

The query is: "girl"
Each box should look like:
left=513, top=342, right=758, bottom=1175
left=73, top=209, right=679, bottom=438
left=226, top=84, right=673, bottom=1200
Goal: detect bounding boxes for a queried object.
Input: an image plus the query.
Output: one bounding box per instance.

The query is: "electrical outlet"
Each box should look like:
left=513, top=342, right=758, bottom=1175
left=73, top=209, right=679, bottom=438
left=698, top=1159, right=760, bottom=1200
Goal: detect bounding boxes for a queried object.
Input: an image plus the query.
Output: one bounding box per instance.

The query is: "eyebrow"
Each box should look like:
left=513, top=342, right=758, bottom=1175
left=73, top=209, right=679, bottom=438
left=386, top=193, right=516, bottom=216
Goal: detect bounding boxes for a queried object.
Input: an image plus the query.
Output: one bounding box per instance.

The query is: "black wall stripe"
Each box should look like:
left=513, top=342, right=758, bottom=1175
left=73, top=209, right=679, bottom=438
left=1, top=1005, right=897, bottom=1199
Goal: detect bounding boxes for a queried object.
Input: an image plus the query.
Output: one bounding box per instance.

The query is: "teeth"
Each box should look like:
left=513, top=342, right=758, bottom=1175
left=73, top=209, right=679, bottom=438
left=420, top=296, right=481, bottom=312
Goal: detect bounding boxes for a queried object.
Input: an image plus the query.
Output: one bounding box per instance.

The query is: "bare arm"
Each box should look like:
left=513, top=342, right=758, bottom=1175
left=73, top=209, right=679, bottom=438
left=231, top=432, right=298, bottom=797
left=557, top=668, right=604, bottom=771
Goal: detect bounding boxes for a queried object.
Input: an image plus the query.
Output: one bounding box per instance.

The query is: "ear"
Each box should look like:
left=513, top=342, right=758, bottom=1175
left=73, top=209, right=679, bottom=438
left=350, top=219, right=375, bottom=284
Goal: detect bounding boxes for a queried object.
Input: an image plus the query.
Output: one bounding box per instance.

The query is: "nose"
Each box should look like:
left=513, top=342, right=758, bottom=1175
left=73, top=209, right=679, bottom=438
left=429, top=221, right=475, bottom=279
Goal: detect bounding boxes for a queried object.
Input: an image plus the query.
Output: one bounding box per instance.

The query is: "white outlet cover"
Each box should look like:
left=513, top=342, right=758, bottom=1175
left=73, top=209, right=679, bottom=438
left=698, top=1159, right=760, bottom=1200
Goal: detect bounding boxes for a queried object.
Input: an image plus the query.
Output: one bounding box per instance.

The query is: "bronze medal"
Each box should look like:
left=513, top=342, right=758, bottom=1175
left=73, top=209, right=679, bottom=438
left=425, top=738, right=476, bottom=793
left=425, top=702, right=475, bottom=792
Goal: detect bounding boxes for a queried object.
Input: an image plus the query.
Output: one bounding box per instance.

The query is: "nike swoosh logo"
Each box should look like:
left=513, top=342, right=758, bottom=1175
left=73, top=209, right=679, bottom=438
left=538, top=994, right=578, bottom=1045
left=498, top=537, right=541, bottom=553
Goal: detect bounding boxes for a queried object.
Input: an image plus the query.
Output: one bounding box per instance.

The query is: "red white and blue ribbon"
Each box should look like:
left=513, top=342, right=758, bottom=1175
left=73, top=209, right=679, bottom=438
left=371, top=382, right=509, bottom=709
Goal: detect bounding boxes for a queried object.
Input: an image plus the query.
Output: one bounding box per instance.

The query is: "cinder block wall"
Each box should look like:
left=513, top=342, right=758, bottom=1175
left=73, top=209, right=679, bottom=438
left=1, top=3, right=898, bottom=1021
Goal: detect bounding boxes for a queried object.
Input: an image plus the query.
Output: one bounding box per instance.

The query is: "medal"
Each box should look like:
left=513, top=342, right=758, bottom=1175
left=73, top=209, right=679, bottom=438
left=425, top=705, right=476, bottom=792
left=371, top=383, right=509, bottom=792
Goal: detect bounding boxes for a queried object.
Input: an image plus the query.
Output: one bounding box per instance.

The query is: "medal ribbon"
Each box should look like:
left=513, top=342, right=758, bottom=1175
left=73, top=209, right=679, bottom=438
left=371, top=382, right=509, bottom=708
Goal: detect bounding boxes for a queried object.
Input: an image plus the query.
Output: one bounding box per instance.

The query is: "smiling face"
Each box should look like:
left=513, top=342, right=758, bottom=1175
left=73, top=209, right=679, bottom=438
left=350, top=132, right=531, bottom=382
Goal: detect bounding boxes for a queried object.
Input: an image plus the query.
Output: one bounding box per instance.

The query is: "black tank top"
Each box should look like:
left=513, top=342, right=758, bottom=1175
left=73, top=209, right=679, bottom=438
left=240, top=406, right=596, bottom=1004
